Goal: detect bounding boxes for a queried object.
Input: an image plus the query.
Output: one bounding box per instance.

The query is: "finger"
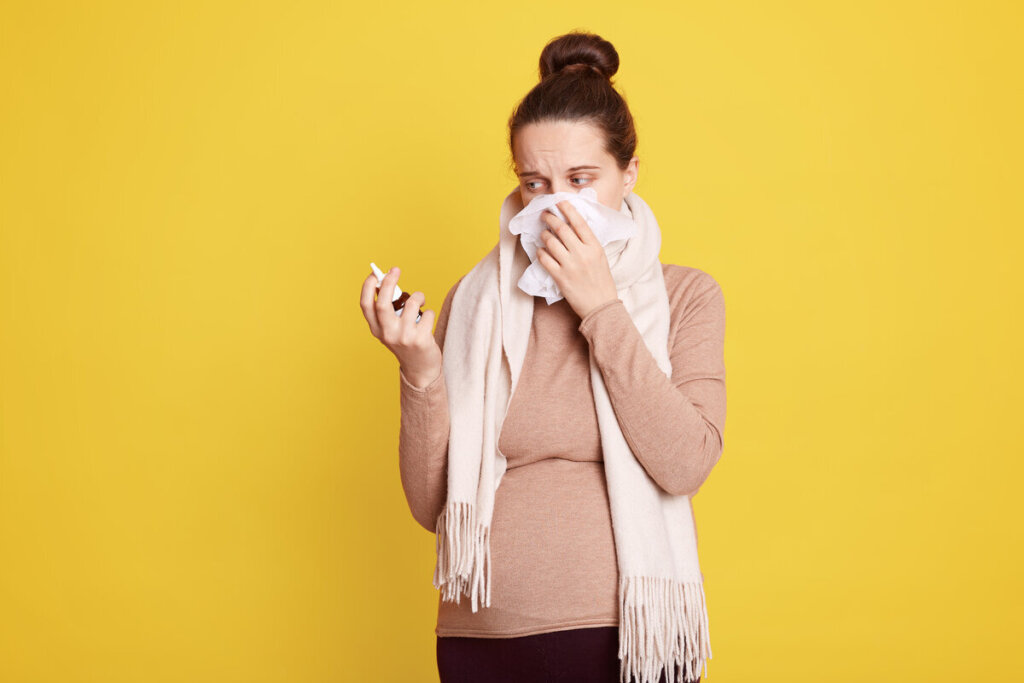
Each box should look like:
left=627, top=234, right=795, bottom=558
left=542, top=211, right=576, bottom=250
left=556, top=200, right=596, bottom=246
left=360, top=273, right=384, bottom=338
left=536, top=246, right=562, bottom=274
left=418, top=308, right=436, bottom=337
left=542, top=208, right=569, bottom=235
left=543, top=208, right=580, bottom=257
left=539, top=223, right=570, bottom=263
left=375, top=267, right=403, bottom=339
left=397, top=290, right=426, bottom=336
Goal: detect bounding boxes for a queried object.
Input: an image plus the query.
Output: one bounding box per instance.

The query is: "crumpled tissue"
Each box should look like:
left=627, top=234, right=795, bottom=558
left=508, top=187, right=636, bottom=304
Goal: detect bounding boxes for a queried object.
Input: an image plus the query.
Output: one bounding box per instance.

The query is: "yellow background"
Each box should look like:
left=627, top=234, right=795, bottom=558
left=1, top=1, right=1021, bottom=681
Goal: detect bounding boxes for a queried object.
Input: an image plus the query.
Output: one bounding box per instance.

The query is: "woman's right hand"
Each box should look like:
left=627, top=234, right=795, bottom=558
left=360, top=266, right=442, bottom=389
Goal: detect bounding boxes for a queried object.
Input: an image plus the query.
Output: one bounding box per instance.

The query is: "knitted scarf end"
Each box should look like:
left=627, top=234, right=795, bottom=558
left=618, top=575, right=712, bottom=683
left=432, top=501, right=492, bottom=613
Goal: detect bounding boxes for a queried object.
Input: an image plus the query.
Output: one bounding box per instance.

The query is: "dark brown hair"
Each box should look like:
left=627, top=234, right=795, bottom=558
left=507, top=31, right=638, bottom=173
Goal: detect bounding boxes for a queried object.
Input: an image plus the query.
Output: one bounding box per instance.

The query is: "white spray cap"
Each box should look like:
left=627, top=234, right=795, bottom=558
left=369, top=262, right=404, bottom=302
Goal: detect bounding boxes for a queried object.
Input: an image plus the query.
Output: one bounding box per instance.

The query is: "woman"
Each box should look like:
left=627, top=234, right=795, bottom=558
left=360, top=31, right=725, bottom=683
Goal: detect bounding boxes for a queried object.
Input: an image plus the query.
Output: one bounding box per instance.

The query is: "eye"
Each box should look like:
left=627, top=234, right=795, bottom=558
left=525, top=180, right=544, bottom=191
left=571, top=177, right=591, bottom=186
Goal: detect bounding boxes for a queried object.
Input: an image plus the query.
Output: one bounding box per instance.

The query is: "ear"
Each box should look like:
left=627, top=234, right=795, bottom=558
left=622, top=156, right=639, bottom=196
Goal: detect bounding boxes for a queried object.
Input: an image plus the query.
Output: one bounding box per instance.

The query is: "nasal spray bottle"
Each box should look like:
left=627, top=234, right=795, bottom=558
left=370, top=262, right=422, bottom=323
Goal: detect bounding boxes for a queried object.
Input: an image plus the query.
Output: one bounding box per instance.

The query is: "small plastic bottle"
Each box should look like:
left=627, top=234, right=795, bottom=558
left=370, top=262, right=422, bottom=323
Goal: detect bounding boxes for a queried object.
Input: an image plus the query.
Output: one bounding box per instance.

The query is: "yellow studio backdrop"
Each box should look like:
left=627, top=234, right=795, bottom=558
left=0, top=1, right=1021, bottom=681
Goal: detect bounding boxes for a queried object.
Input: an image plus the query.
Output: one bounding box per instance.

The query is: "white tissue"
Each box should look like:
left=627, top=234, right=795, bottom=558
left=508, top=187, right=636, bottom=304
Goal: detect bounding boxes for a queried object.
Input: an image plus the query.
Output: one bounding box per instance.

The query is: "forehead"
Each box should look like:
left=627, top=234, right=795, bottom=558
left=513, top=120, right=608, bottom=170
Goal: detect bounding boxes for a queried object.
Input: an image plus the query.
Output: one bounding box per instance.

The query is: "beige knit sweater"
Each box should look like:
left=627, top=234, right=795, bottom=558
left=398, top=259, right=726, bottom=638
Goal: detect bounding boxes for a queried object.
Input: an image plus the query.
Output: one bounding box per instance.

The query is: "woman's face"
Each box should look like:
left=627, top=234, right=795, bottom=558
left=512, top=119, right=639, bottom=211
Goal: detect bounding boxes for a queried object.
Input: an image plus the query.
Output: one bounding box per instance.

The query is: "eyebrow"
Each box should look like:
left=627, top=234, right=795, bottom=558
left=517, top=165, right=601, bottom=179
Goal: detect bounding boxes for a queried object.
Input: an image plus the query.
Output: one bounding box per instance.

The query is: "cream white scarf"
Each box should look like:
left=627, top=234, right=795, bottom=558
left=432, top=186, right=712, bottom=683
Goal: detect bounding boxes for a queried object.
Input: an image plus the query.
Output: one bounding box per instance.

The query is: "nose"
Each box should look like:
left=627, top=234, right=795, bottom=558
left=549, top=179, right=576, bottom=194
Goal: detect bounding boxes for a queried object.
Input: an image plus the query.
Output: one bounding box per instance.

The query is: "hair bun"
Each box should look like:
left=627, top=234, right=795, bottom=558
left=538, top=31, right=619, bottom=81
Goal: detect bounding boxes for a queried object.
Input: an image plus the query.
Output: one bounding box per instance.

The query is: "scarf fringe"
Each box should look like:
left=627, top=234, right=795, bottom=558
left=432, top=501, right=492, bottom=612
left=618, top=576, right=712, bottom=683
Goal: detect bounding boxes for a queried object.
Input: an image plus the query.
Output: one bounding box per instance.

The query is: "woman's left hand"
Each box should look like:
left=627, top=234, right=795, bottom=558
left=536, top=200, right=620, bottom=319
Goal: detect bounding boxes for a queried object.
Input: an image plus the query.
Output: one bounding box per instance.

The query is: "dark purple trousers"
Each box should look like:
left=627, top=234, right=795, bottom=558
left=436, top=626, right=700, bottom=683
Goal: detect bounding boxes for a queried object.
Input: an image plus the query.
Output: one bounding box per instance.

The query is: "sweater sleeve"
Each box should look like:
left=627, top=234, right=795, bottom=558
left=397, top=276, right=462, bottom=532
left=577, top=272, right=726, bottom=497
